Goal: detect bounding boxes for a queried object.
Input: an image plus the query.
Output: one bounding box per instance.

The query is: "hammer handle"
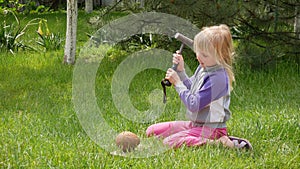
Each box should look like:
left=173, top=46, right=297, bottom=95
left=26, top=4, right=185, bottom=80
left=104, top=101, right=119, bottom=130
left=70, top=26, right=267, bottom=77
left=171, top=43, right=184, bottom=70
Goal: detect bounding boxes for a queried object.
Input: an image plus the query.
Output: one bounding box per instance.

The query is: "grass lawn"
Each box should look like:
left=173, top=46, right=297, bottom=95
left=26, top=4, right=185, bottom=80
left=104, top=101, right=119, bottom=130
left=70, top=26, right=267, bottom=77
left=0, top=10, right=300, bottom=168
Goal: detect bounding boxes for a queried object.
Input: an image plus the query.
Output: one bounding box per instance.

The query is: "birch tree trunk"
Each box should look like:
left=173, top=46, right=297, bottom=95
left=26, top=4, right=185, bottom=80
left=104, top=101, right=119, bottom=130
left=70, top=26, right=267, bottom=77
left=85, top=0, right=93, bottom=13
left=64, top=0, right=78, bottom=64
left=139, top=0, right=145, bottom=8
left=295, top=6, right=300, bottom=39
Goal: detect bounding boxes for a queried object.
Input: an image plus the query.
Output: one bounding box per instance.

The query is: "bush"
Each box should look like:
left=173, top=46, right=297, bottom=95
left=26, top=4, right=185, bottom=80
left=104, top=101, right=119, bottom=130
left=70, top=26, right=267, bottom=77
left=0, top=0, right=50, bottom=14
left=143, top=0, right=300, bottom=68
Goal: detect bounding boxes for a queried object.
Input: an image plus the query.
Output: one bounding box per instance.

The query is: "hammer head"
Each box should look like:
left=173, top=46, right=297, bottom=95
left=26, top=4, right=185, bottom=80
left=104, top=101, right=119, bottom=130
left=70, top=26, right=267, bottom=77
left=174, top=33, right=194, bottom=51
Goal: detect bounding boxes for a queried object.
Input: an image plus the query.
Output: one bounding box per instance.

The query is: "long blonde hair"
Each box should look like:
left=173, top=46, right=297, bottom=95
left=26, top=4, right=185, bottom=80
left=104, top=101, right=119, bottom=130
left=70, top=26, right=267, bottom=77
left=193, top=24, right=235, bottom=90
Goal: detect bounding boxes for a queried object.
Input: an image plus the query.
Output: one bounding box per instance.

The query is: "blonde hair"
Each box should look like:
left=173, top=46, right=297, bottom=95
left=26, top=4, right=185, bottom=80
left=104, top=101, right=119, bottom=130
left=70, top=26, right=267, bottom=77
left=193, top=24, right=235, bottom=90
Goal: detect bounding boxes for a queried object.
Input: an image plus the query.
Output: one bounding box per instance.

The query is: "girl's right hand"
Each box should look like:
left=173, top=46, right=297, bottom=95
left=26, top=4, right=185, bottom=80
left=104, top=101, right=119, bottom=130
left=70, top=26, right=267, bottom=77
left=173, top=50, right=184, bottom=72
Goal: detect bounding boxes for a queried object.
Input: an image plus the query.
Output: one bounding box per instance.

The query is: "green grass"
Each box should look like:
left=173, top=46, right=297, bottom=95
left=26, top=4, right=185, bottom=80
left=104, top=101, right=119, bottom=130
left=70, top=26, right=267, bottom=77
left=1, top=11, right=300, bottom=168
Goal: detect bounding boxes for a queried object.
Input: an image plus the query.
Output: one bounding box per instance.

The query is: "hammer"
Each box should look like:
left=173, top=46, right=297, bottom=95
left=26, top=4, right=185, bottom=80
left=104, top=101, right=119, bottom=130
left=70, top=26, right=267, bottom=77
left=170, top=33, right=194, bottom=70
left=161, top=33, right=194, bottom=103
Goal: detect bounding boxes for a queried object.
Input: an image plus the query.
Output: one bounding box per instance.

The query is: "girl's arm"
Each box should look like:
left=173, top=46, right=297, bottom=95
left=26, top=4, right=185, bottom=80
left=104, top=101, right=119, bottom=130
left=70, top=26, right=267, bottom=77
left=177, top=70, right=193, bottom=89
left=174, top=73, right=228, bottom=113
left=176, top=66, right=201, bottom=89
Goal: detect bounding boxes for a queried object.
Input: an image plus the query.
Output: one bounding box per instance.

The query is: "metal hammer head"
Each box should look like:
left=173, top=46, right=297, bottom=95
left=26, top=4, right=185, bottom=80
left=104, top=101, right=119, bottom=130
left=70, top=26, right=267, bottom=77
left=174, top=33, right=194, bottom=51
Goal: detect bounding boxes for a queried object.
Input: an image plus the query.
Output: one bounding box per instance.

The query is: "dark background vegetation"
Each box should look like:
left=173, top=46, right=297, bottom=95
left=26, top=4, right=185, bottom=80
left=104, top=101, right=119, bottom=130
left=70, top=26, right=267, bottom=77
left=1, top=0, right=300, bottom=70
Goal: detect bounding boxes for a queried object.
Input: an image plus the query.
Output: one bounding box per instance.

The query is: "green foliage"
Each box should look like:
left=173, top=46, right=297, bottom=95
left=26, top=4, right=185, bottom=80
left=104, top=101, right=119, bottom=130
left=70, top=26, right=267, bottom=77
left=0, top=9, right=39, bottom=54
left=116, top=33, right=165, bottom=53
left=233, top=0, right=300, bottom=69
left=115, top=0, right=144, bottom=13
left=0, top=0, right=50, bottom=14
left=36, top=32, right=62, bottom=51
left=0, top=10, right=66, bottom=54
left=0, top=0, right=25, bottom=12
left=144, top=0, right=300, bottom=68
left=36, top=19, right=63, bottom=51
left=144, top=0, right=240, bottom=27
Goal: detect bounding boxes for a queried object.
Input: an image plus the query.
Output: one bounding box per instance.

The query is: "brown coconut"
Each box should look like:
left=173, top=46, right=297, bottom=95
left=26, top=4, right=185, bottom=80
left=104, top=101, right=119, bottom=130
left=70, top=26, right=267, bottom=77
left=115, top=131, right=140, bottom=152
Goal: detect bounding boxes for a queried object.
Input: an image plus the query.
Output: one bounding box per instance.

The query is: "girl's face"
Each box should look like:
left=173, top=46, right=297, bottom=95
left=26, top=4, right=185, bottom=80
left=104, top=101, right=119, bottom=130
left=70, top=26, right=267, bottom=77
left=196, top=51, right=217, bottom=68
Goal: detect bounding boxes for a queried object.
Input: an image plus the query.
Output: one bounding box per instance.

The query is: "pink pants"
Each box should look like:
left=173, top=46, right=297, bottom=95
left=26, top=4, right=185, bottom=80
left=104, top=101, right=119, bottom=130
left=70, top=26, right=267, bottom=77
left=146, top=121, right=227, bottom=148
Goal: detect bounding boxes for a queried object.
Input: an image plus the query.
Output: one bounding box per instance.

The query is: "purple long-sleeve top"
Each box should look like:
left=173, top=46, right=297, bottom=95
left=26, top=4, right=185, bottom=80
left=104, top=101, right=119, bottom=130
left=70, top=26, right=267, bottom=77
left=174, top=65, right=231, bottom=128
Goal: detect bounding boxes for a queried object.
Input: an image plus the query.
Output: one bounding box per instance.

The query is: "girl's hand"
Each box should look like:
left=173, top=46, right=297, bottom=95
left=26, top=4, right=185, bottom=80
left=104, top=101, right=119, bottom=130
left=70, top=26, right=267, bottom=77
left=173, top=50, right=184, bottom=72
left=165, top=68, right=181, bottom=86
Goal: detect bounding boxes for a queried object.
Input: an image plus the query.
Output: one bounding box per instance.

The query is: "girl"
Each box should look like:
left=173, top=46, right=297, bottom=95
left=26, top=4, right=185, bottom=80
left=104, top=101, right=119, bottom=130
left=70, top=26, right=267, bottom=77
left=146, top=24, right=236, bottom=148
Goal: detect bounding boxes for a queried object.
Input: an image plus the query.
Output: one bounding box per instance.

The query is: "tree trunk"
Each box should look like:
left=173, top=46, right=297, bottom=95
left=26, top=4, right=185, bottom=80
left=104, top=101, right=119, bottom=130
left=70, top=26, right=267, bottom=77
left=64, top=0, right=78, bottom=64
left=295, top=6, right=300, bottom=39
left=139, top=0, right=144, bottom=8
left=85, top=0, right=93, bottom=13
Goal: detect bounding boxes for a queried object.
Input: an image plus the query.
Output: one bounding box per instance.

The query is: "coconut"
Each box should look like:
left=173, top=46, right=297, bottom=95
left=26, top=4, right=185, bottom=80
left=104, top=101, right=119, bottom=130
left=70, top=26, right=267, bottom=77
left=115, top=131, right=140, bottom=152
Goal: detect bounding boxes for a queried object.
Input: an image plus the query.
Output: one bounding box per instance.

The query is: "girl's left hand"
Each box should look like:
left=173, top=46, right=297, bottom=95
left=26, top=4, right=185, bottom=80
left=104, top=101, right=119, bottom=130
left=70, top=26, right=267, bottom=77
left=165, top=68, right=180, bottom=86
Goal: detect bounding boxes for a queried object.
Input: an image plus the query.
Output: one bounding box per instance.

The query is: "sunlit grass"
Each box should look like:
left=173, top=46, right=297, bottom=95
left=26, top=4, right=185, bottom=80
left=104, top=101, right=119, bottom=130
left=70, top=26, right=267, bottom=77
left=0, top=11, right=299, bottom=168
